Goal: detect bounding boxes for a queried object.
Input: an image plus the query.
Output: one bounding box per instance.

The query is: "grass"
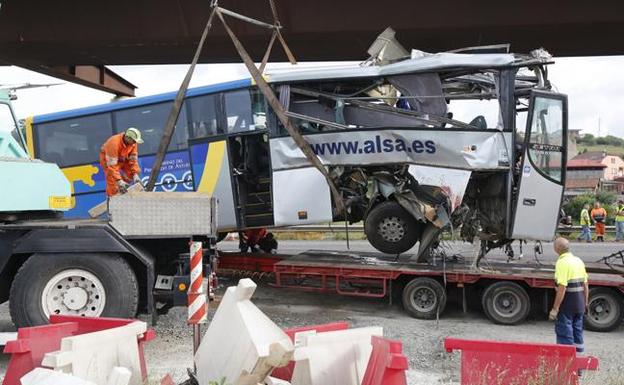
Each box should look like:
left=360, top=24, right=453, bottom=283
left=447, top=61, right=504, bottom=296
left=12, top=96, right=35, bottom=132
left=577, top=144, right=624, bottom=157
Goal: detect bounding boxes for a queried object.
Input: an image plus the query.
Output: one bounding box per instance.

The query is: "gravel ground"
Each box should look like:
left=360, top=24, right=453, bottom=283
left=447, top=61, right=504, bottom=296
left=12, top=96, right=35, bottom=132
left=140, top=278, right=623, bottom=385
left=2, top=240, right=624, bottom=384
left=3, top=280, right=621, bottom=385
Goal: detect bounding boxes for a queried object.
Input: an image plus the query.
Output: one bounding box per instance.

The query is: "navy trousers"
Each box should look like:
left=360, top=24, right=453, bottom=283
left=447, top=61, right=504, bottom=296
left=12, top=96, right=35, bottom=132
left=555, top=312, right=584, bottom=353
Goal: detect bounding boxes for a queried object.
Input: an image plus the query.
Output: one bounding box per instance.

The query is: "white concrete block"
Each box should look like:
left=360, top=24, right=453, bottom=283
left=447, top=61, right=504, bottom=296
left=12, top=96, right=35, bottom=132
left=194, top=279, right=294, bottom=385
left=106, top=367, right=132, bottom=385
left=20, top=368, right=96, bottom=385
left=41, top=321, right=146, bottom=385
left=0, top=332, right=17, bottom=346
left=291, top=326, right=383, bottom=385
left=265, top=376, right=292, bottom=385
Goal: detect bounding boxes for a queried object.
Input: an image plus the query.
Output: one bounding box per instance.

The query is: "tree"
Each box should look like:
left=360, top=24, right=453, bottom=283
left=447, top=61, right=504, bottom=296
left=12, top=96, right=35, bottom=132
left=578, top=133, right=596, bottom=146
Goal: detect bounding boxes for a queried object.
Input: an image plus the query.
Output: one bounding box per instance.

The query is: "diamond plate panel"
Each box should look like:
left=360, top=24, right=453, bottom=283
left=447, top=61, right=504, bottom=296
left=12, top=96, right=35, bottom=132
left=109, top=192, right=215, bottom=237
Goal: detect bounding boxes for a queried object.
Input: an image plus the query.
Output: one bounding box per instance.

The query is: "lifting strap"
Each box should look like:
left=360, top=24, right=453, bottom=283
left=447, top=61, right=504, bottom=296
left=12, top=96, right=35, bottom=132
left=146, top=1, right=345, bottom=213
left=145, top=7, right=217, bottom=191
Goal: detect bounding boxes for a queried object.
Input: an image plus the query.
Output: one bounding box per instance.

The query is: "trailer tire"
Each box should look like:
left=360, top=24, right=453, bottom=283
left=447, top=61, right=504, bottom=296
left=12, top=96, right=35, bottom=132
left=585, top=287, right=623, bottom=332
left=482, top=281, right=530, bottom=325
left=365, top=201, right=420, bottom=255
left=402, top=277, right=447, bottom=319
left=9, top=253, right=139, bottom=327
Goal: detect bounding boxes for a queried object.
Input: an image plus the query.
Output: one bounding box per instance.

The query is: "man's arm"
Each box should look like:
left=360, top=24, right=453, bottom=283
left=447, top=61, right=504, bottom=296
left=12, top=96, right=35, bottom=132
left=553, top=285, right=566, bottom=312
left=549, top=285, right=566, bottom=320
left=127, top=145, right=141, bottom=177
left=103, top=141, right=122, bottom=181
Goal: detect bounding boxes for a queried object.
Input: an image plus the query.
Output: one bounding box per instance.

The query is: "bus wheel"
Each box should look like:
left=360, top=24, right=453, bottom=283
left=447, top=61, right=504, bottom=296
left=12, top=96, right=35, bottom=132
left=9, top=253, right=139, bottom=327
left=365, top=201, right=420, bottom=254
left=585, top=288, right=623, bottom=332
left=482, top=281, right=530, bottom=325
left=402, top=277, right=447, bottom=319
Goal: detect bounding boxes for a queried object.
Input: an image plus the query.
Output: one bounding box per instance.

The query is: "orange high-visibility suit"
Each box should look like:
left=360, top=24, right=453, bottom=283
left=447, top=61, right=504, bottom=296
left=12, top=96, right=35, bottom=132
left=99, top=133, right=140, bottom=196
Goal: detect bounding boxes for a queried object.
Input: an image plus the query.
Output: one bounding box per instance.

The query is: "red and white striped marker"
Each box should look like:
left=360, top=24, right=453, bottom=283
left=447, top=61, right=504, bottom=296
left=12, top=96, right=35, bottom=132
left=187, top=241, right=207, bottom=324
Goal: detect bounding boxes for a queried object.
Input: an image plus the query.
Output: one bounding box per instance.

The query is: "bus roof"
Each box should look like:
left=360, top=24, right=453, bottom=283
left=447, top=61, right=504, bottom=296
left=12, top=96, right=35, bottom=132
left=33, top=78, right=251, bottom=124
left=32, top=50, right=530, bottom=125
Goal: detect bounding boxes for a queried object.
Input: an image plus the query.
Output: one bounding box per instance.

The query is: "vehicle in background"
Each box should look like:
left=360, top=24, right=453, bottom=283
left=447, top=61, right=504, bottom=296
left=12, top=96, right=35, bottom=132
left=24, top=44, right=567, bottom=258
left=0, top=90, right=71, bottom=222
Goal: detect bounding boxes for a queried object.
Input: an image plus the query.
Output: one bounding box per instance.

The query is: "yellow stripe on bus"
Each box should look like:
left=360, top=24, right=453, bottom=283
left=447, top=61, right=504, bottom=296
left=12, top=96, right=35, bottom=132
left=24, top=116, right=35, bottom=157
left=197, top=141, right=226, bottom=195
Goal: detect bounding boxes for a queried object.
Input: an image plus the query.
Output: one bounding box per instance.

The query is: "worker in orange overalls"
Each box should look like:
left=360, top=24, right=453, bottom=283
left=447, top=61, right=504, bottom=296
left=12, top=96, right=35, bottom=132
left=99, top=127, right=144, bottom=197
left=590, top=201, right=607, bottom=242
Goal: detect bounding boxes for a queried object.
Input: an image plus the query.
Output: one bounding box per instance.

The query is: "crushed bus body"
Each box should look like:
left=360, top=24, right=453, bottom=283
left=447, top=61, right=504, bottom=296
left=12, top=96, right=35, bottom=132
left=26, top=36, right=566, bottom=259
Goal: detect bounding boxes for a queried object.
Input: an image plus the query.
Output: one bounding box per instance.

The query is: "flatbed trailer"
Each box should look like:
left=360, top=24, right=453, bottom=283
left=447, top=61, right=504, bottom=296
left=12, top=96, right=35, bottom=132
left=217, top=250, right=624, bottom=332
left=0, top=193, right=217, bottom=327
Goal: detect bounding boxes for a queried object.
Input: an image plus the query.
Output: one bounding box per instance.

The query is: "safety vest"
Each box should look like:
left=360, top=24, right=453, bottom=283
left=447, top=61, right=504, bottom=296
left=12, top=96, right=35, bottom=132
left=555, top=252, right=588, bottom=314
left=616, top=205, right=624, bottom=222
left=580, top=208, right=591, bottom=226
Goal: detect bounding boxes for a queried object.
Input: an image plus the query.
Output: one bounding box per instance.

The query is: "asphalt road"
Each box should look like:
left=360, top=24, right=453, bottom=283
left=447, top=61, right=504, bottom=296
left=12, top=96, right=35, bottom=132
left=219, top=239, right=624, bottom=264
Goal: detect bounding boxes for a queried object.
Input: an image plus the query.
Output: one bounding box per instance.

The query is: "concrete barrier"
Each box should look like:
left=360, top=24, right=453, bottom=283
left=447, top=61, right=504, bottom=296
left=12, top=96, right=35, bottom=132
left=41, top=321, right=146, bottom=385
left=20, top=368, right=96, bottom=385
left=194, top=278, right=294, bottom=385
left=291, top=326, right=383, bottom=385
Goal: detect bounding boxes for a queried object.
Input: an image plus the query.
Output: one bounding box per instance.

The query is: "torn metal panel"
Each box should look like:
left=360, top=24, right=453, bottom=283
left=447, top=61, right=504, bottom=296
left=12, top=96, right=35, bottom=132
left=408, top=166, right=471, bottom=211
left=387, top=73, right=447, bottom=116
left=265, top=52, right=517, bottom=84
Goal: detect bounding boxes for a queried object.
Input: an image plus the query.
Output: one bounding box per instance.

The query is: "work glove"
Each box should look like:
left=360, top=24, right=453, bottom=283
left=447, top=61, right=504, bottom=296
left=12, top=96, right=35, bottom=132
left=117, top=180, right=129, bottom=194
left=133, top=174, right=143, bottom=187
left=548, top=308, right=558, bottom=321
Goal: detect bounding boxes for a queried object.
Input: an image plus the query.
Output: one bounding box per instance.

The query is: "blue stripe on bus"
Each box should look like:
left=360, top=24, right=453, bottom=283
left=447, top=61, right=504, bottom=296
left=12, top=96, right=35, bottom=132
left=33, top=78, right=252, bottom=124
left=66, top=150, right=194, bottom=218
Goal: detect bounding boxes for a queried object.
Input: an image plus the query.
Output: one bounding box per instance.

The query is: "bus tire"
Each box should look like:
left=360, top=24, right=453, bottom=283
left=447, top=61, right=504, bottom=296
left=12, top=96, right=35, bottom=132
left=585, top=287, right=623, bottom=332
left=9, top=253, right=139, bottom=327
left=482, top=281, right=530, bottom=325
left=365, top=201, right=420, bottom=255
left=402, top=277, right=447, bottom=319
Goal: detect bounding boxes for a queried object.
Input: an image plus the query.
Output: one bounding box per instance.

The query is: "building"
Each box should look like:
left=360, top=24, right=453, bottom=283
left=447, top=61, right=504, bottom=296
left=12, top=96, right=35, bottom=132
left=565, top=158, right=605, bottom=196
left=571, top=151, right=624, bottom=180
left=567, top=129, right=581, bottom=160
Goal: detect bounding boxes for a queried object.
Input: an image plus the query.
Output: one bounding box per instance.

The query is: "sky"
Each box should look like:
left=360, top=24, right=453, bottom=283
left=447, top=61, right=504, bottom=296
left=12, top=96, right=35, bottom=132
left=1, top=55, right=624, bottom=137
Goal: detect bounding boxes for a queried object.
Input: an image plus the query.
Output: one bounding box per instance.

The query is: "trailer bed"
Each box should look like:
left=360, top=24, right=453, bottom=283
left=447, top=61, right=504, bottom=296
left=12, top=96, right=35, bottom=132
left=219, top=250, right=624, bottom=289
left=218, top=249, right=624, bottom=332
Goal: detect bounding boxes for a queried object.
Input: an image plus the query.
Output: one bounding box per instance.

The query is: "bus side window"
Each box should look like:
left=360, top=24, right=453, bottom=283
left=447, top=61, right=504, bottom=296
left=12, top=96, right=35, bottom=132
left=187, top=94, right=221, bottom=139
left=224, top=89, right=266, bottom=133
left=114, top=102, right=189, bottom=155
left=35, top=113, right=113, bottom=167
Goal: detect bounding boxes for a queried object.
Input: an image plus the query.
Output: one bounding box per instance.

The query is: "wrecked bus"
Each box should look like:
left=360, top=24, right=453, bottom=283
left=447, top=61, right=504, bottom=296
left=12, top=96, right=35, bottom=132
left=26, top=45, right=566, bottom=258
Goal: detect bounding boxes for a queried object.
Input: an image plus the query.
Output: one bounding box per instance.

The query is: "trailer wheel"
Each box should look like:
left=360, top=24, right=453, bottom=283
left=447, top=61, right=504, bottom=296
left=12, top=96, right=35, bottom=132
left=9, top=253, right=139, bottom=327
left=365, top=201, right=421, bottom=254
left=585, top=288, right=623, bottom=332
left=482, top=281, right=530, bottom=325
left=402, top=277, right=447, bottom=319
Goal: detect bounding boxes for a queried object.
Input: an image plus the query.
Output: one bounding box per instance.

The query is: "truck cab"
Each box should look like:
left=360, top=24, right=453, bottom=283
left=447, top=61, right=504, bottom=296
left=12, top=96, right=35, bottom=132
left=0, top=90, right=71, bottom=221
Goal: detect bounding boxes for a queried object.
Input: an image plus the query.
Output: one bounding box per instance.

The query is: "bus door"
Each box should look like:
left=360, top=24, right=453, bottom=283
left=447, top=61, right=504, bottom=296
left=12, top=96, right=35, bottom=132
left=227, top=130, right=274, bottom=228
left=511, top=91, right=567, bottom=240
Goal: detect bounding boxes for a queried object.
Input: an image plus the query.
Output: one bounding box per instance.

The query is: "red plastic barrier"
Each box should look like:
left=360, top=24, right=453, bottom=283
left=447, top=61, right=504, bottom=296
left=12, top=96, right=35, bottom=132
left=444, top=337, right=599, bottom=385
left=2, top=322, right=78, bottom=385
left=361, top=336, right=408, bottom=385
left=271, top=321, right=350, bottom=381
left=2, top=316, right=156, bottom=385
